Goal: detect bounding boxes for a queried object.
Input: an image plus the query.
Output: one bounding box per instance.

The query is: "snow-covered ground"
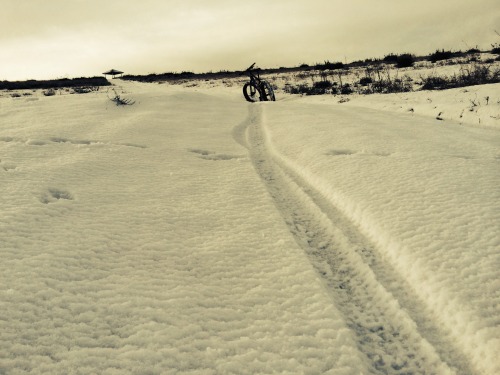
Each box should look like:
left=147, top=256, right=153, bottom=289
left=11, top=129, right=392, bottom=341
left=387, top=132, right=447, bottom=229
left=1, top=76, right=499, bottom=375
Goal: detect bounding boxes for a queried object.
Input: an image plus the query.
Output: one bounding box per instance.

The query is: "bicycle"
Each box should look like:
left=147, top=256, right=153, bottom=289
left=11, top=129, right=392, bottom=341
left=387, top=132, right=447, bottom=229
left=242, top=63, right=275, bottom=102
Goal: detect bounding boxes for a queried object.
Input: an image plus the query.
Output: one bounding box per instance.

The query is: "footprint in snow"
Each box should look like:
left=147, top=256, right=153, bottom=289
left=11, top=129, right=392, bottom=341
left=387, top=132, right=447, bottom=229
left=2, top=164, right=17, bottom=171
left=0, top=159, right=16, bottom=171
left=50, top=137, right=147, bottom=148
left=200, top=153, right=242, bottom=161
left=327, top=149, right=356, bottom=156
left=189, top=148, right=242, bottom=161
left=326, top=149, right=391, bottom=157
left=119, top=143, right=148, bottom=149
left=372, top=152, right=391, bottom=157
left=50, top=137, right=96, bottom=145
left=0, top=136, right=49, bottom=146
left=189, top=148, right=214, bottom=156
left=40, top=188, right=74, bottom=204
left=26, top=139, right=48, bottom=146
left=451, top=154, right=475, bottom=160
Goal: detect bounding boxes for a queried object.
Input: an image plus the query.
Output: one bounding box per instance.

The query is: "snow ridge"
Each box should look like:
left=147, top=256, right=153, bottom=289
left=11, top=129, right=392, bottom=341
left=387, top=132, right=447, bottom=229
left=240, top=103, right=490, bottom=374
left=260, top=109, right=499, bottom=375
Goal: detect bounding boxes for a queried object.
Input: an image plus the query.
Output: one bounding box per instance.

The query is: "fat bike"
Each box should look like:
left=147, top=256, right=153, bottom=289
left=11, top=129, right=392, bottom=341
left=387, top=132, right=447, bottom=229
left=242, top=63, right=275, bottom=102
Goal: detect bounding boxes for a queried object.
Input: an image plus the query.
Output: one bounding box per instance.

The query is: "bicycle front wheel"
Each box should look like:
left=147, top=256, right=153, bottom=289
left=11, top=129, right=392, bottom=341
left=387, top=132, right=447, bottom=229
left=261, top=81, right=275, bottom=101
left=243, top=82, right=260, bottom=102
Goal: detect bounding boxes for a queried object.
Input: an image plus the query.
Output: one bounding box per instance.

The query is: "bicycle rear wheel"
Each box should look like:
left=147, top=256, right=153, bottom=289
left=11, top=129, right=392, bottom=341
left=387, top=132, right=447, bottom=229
left=261, top=81, right=275, bottom=101
left=243, top=82, right=260, bottom=102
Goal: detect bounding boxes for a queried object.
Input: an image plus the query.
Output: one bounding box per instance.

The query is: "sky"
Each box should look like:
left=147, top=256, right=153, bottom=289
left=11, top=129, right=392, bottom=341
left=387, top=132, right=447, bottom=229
left=1, top=0, right=499, bottom=80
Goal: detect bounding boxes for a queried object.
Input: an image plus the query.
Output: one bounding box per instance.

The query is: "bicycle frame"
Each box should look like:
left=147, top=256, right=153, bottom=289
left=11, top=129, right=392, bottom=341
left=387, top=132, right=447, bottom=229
left=243, top=62, right=275, bottom=102
left=245, top=63, right=261, bottom=83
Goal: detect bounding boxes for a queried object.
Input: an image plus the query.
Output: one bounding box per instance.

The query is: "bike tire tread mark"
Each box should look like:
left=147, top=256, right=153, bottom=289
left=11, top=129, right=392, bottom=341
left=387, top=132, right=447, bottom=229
left=236, top=104, right=475, bottom=375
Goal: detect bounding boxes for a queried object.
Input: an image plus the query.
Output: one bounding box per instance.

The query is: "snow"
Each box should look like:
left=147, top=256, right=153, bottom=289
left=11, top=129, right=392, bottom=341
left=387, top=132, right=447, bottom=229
left=302, top=83, right=500, bottom=128
left=1, top=77, right=499, bottom=375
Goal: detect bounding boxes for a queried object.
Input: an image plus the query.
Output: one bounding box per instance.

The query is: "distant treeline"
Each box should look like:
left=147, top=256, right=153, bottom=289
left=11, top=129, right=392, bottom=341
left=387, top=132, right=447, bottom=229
left=121, top=71, right=244, bottom=83
left=3, top=47, right=498, bottom=88
left=121, top=67, right=323, bottom=83
left=0, top=77, right=111, bottom=90
left=122, top=48, right=499, bottom=84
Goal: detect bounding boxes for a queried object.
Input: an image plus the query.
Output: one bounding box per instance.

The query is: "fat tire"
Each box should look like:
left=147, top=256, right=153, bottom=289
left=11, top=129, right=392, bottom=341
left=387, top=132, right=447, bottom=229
left=243, top=82, right=260, bottom=102
left=261, top=81, right=275, bottom=101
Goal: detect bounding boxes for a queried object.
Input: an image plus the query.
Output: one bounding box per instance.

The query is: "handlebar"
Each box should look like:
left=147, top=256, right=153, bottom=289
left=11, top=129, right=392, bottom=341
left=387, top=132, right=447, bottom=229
left=246, top=62, right=256, bottom=71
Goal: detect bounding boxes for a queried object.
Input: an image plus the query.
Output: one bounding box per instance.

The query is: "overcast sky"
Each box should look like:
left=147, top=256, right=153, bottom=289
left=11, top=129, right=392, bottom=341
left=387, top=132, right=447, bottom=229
left=1, top=0, right=499, bottom=80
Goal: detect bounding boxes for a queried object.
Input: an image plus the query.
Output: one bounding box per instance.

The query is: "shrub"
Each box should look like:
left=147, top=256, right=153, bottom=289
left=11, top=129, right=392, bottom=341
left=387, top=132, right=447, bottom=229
left=73, top=86, right=99, bottom=94
left=421, top=63, right=499, bottom=90
left=383, top=54, right=399, bottom=64
left=359, top=77, right=373, bottom=86
left=364, top=58, right=382, bottom=65
left=284, top=83, right=310, bottom=95
left=428, top=49, right=457, bottom=63
left=421, top=76, right=448, bottom=90
left=397, top=54, right=415, bottom=68
left=305, top=80, right=332, bottom=95
left=370, top=78, right=412, bottom=94
left=466, top=48, right=480, bottom=54
left=313, top=80, right=333, bottom=90
left=284, top=80, right=339, bottom=96
left=381, top=53, right=414, bottom=68
left=107, top=88, right=135, bottom=105
left=340, top=83, right=353, bottom=95
left=457, top=63, right=496, bottom=86
left=43, top=88, right=56, bottom=96
left=315, top=60, right=344, bottom=70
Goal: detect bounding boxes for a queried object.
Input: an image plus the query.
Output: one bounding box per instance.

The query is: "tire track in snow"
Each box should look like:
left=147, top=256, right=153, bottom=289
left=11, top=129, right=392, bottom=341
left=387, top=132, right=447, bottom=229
left=235, top=104, right=475, bottom=375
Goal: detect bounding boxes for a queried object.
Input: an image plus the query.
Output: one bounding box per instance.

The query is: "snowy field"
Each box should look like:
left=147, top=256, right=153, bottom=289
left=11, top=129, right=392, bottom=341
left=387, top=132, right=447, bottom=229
left=0, top=77, right=499, bottom=374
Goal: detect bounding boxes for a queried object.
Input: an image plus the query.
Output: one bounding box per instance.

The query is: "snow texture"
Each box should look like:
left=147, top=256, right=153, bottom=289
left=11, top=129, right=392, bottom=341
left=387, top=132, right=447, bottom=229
left=1, top=79, right=499, bottom=375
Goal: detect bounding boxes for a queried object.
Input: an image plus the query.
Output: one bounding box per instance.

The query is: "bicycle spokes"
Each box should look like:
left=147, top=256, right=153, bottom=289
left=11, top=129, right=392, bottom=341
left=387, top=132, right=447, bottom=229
left=242, top=63, right=276, bottom=102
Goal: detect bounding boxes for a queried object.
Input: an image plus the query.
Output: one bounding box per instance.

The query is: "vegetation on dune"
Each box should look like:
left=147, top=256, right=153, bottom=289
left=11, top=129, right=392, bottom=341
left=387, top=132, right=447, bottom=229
left=281, top=46, right=499, bottom=96
left=0, top=77, right=110, bottom=91
left=421, top=62, right=499, bottom=90
left=2, top=42, right=499, bottom=95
